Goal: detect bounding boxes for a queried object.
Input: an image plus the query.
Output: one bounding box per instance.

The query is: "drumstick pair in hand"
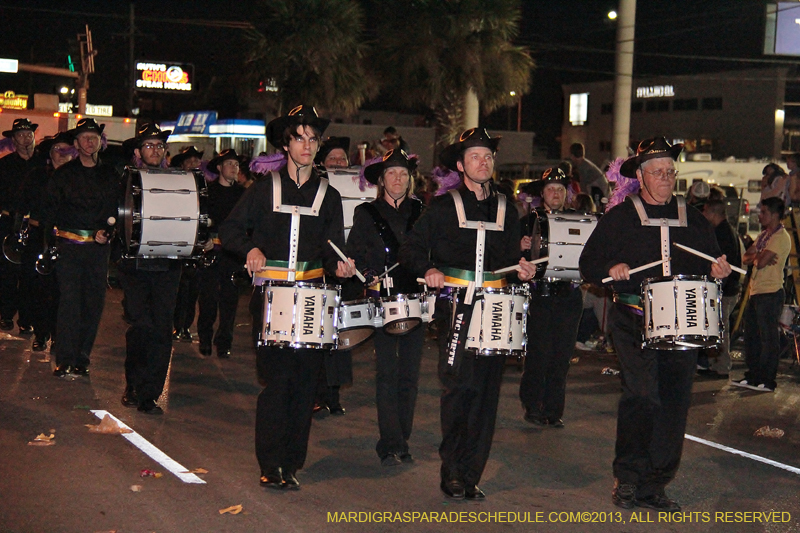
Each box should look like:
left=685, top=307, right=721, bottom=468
left=244, top=242, right=361, bottom=280
left=605, top=243, right=736, bottom=282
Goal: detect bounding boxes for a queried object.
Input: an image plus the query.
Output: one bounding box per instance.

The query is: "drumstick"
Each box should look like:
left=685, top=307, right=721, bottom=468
left=327, top=240, right=366, bottom=282
left=253, top=265, right=294, bottom=272
left=377, top=262, right=399, bottom=279
left=492, top=256, right=549, bottom=276
left=602, top=258, right=669, bottom=284
left=417, top=277, right=464, bottom=289
left=672, top=242, right=748, bottom=275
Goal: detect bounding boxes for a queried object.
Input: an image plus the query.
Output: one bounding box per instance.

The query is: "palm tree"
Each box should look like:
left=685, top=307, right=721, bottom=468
left=372, top=0, right=534, bottom=148
left=245, top=0, right=375, bottom=116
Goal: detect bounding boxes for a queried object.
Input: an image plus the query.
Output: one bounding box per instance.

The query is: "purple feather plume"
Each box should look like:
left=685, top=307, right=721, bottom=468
left=0, top=137, right=14, bottom=155
left=101, top=133, right=108, bottom=151
left=200, top=160, right=216, bottom=182
left=432, top=166, right=461, bottom=195
left=357, top=155, right=383, bottom=192
left=605, top=157, right=639, bottom=211
left=249, top=153, right=287, bottom=175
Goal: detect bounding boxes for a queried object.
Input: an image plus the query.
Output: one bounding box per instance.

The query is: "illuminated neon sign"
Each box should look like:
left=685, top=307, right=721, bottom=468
left=135, top=62, right=193, bottom=92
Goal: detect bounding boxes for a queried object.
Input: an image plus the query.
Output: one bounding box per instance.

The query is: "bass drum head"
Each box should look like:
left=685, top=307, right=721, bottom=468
left=119, top=168, right=143, bottom=256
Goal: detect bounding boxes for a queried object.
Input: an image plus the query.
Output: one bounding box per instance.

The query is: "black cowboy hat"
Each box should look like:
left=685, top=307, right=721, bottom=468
left=68, top=117, right=105, bottom=137
left=265, top=105, right=330, bottom=149
left=38, top=131, right=74, bottom=155
left=207, top=148, right=240, bottom=175
left=314, top=136, right=350, bottom=165
left=522, top=167, right=571, bottom=196
left=620, top=137, right=683, bottom=178
left=439, top=127, right=501, bottom=171
left=124, top=122, right=172, bottom=148
left=3, top=118, right=38, bottom=138
left=170, top=145, right=205, bottom=168
left=364, top=149, right=418, bottom=185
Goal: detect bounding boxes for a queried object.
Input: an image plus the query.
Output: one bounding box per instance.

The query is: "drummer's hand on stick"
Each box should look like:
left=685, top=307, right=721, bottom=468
left=710, top=254, right=732, bottom=279
left=424, top=268, right=445, bottom=289
left=336, top=258, right=360, bottom=279
left=518, top=258, right=536, bottom=281
left=245, top=247, right=266, bottom=276
left=94, top=230, right=108, bottom=245
left=520, top=235, right=532, bottom=252
left=608, top=263, right=631, bottom=281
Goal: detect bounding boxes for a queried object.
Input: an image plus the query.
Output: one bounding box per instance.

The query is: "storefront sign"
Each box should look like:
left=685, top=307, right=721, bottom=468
left=58, top=103, right=113, bottom=116
left=135, top=62, right=193, bottom=92
left=173, top=111, right=218, bottom=134
left=636, top=85, right=675, bottom=98
left=0, top=91, right=28, bottom=109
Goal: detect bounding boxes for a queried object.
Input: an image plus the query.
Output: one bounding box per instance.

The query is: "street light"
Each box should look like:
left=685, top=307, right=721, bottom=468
left=60, top=86, right=69, bottom=94
left=608, top=10, right=618, bottom=19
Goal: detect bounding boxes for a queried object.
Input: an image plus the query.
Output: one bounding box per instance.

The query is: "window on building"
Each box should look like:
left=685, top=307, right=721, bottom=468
left=569, top=92, right=589, bottom=125
left=702, top=97, right=723, bottom=110
left=600, top=103, right=613, bottom=115
left=631, top=101, right=643, bottom=113
left=672, top=98, right=698, bottom=111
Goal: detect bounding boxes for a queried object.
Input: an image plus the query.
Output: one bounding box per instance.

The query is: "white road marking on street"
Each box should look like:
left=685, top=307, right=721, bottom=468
left=91, top=410, right=206, bottom=484
left=686, top=434, right=800, bottom=475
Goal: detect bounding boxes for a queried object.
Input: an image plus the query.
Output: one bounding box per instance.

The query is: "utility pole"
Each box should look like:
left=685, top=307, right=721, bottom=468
left=611, top=0, right=636, bottom=159
left=76, top=25, right=96, bottom=115
left=128, top=3, right=136, bottom=116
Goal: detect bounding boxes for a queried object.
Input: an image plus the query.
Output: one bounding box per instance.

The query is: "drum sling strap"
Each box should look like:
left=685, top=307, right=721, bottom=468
left=443, top=190, right=506, bottom=375
left=362, top=199, right=422, bottom=293
left=271, top=171, right=328, bottom=282
left=630, top=194, right=687, bottom=276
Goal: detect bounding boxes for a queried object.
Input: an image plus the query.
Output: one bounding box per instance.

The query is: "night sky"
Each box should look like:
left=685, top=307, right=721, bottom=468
left=0, top=0, right=778, bottom=154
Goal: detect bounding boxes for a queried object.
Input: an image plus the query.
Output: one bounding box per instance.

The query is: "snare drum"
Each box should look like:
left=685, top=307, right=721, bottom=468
left=120, top=168, right=209, bottom=258
left=337, top=298, right=378, bottom=350
left=379, top=294, right=422, bottom=335
left=461, top=286, right=529, bottom=356
left=259, top=281, right=340, bottom=349
left=642, top=275, right=722, bottom=350
left=535, top=212, right=597, bottom=281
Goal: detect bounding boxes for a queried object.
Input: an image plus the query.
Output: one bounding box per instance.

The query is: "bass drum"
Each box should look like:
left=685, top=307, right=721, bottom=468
left=535, top=211, right=598, bottom=281
left=120, top=168, right=209, bottom=259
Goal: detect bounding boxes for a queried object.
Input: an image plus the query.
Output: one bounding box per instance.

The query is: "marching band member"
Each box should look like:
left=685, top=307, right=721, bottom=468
left=400, top=128, right=536, bottom=500
left=220, top=105, right=356, bottom=490
left=579, top=137, right=731, bottom=512
left=120, top=123, right=180, bottom=414
left=315, top=136, right=350, bottom=169
left=170, top=146, right=204, bottom=342
left=0, top=118, right=44, bottom=333
left=18, top=132, right=75, bottom=351
left=41, top=119, right=119, bottom=377
left=197, top=149, right=245, bottom=358
left=518, top=168, right=584, bottom=428
left=347, top=149, right=425, bottom=466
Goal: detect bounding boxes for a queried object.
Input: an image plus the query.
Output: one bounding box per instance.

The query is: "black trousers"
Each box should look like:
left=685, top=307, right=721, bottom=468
left=436, top=300, right=505, bottom=487
left=609, top=304, right=697, bottom=498
left=197, top=254, right=239, bottom=350
left=54, top=241, right=110, bottom=367
left=173, top=263, right=199, bottom=332
left=123, top=267, right=181, bottom=403
left=519, top=287, right=583, bottom=420
left=21, top=226, right=58, bottom=341
left=251, top=289, right=324, bottom=473
left=374, top=325, right=425, bottom=458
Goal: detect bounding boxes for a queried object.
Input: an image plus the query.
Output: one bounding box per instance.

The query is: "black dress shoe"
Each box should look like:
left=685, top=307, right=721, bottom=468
left=329, top=403, right=345, bottom=415
left=18, top=325, right=33, bottom=336
left=612, top=482, right=637, bottom=509
left=199, top=345, right=212, bottom=356
left=259, top=468, right=284, bottom=489
left=121, top=387, right=138, bottom=408
left=282, top=470, right=300, bottom=490
left=172, top=330, right=182, bottom=341
left=399, top=452, right=414, bottom=464
left=53, top=364, right=73, bottom=377
left=312, top=403, right=330, bottom=419
left=72, top=365, right=89, bottom=376
left=0, top=319, right=13, bottom=331
left=465, top=485, right=486, bottom=500
left=523, top=407, right=548, bottom=426
left=548, top=418, right=564, bottom=428
left=217, top=348, right=231, bottom=359
left=32, top=338, right=47, bottom=352
left=440, top=479, right=465, bottom=499
left=179, top=328, right=193, bottom=342
left=635, top=493, right=681, bottom=512
left=138, top=399, right=163, bottom=415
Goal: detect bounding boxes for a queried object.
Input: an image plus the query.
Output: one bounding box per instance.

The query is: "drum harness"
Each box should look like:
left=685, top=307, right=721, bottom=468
left=270, top=171, right=328, bottom=283
left=361, top=199, right=422, bottom=295
left=615, top=195, right=687, bottom=313
left=444, top=189, right=506, bottom=374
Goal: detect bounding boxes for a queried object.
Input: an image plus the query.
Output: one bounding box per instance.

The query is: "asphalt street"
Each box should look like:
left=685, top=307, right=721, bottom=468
left=1, top=287, right=799, bottom=533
